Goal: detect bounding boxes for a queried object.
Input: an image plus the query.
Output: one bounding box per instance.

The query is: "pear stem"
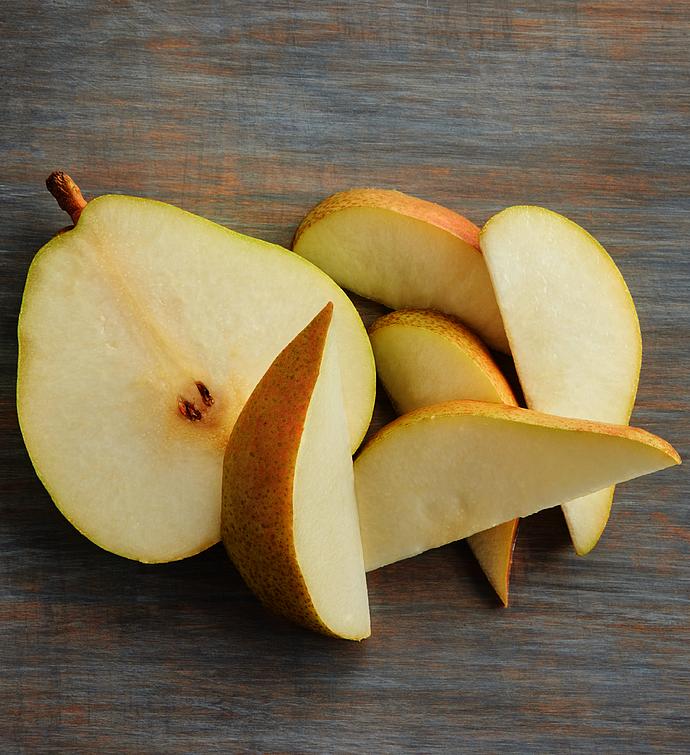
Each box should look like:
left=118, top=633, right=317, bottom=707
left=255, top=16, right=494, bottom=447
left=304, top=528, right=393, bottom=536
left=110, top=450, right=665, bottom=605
left=46, top=171, right=87, bottom=224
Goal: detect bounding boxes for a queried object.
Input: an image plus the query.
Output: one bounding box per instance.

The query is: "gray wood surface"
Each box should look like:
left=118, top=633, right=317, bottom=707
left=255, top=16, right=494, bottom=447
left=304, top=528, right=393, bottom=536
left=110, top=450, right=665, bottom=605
left=1, top=1, right=688, bottom=752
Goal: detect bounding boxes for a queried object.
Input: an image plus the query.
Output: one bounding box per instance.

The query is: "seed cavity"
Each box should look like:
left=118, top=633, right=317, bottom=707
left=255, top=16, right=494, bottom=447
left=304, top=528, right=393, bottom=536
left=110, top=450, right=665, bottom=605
left=178, top=381, right=215, bottom=422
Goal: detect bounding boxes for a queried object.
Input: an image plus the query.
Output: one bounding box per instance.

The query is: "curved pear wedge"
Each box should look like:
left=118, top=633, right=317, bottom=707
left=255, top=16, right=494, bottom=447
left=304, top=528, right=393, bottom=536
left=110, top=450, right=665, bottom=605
left=355, top=401, right=679, bottom=572
left=18, top=175, right=375, bottom=563
left=480, top=206, right=641, bottom=554
left=222, top=305, right=370, bottom=640
left=293, top=189, right=508, bottom=352
left=369, top=309, right=518, bottom=605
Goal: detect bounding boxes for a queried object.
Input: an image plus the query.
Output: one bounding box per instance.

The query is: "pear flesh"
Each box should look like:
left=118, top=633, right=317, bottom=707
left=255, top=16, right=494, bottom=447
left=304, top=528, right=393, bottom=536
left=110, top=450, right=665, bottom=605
left=18, top=195, right=375, bottom=563
left=480, top=206, right=642, bottom=554
left=293, top=189, right=509, bottom=352
left=222, top=305, right=370, bottom=640
left=355, top=401, right=679, bottom=572
left=369, top=309, right=518, bottom=604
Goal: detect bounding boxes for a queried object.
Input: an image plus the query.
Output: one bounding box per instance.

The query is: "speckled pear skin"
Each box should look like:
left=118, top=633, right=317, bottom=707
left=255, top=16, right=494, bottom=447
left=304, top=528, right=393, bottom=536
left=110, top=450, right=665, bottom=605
left=221, top=303, right=337, bottom=637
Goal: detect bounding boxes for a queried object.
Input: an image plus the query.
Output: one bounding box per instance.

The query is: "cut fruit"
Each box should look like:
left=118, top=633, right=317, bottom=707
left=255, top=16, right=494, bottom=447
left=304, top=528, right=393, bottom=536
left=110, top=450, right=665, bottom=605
left=222, top=305, right=370, bottom=640
left=354, top=401, right=679, bottom=572
left=480, top=206, right=642, bottom=554
left=464, top=520, right=519, bottom=603
left=17, top=174, right=376, bottom=563
left=369, top=310, right=516, bottom=411
left=293, top=189, right=508, bottom=352
left=369, top=309, right=518, bottom=604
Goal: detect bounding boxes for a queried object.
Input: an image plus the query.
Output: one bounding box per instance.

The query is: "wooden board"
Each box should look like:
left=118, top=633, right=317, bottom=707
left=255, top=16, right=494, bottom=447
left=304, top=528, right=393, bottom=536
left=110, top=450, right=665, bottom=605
left=1, top=1, right=688, bottom=752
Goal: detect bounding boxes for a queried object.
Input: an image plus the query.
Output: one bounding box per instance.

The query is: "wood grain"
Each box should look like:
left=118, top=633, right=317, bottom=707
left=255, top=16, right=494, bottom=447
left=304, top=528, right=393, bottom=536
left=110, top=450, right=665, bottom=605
left=1, top=1, right=688, bottom=752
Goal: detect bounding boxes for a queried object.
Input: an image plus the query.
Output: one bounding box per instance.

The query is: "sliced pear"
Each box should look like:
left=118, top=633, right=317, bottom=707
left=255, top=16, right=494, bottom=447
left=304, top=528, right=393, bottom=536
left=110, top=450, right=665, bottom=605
left=355, top=401, right=679, bottom=572
left=17, top=175, right=375, bottom=563
left=222, top=304, right=370, bottom=640
left=293, top=189, right=508, bottom=352
left=369, top=309, right=518, bottom=604
left=480, top=206, right=642, bottom=554
left=465, top=520, right=519, bottom=602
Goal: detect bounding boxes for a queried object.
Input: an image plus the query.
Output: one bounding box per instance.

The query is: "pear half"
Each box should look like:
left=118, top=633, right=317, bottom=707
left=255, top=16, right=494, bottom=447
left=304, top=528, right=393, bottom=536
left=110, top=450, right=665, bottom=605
left=369, top=309, right=518, bottom=604
left=355, top=401, right=679, bottom=572
left=17, top=178, right=375, bottom=563
left=222, top=304, right=370, bottom=640
left=480, top=206, right=641, bottom=554
left=293, top=189, right=508, bottom=352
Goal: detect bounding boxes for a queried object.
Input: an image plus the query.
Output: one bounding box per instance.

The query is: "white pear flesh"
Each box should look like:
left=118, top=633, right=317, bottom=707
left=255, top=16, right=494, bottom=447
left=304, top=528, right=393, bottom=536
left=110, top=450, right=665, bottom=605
left=355, top=401, right=678, bottom=572
left=480, top=206, right=641, bottom=554
left=369, top=309, right=518, bottom=604
left=293, top=189, right=508, bottom=351
left=222, top=306, right=369, bottom=640
left=17, top=195, right=375, bottom=563
left=292, top=333, right=370, bottom=638
left=370, top=310, right=516, bottom=411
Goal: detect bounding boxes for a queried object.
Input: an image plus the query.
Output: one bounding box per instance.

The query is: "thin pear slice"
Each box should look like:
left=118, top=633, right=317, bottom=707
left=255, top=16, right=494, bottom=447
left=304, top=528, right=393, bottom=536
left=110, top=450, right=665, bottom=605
left=293, top=189, right=508, bottom=352
left=18, top=177, right=375, bottom=563
left=465, top=521, right=518, bottom=602
left=369, top=309, right=518, bottom=604
left=355, top=401, right=679, bottom=572
left=222, top=305, right=370, bottom=640
left=480, top=206, right=641, bottom=554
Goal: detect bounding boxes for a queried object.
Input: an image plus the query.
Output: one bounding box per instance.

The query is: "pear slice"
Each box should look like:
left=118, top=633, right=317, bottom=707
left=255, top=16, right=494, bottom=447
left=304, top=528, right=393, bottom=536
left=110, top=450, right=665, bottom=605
left=17, top=174, right=375, bottom=563
left=480, top=206, right=642, bottom=554
left=222, top=304, right=370, bottom=640
left=355, top=401, right=679, bottom=572
left=369, top=309, right=518, bottom=604
left=293, top=189, right=508, bottom=352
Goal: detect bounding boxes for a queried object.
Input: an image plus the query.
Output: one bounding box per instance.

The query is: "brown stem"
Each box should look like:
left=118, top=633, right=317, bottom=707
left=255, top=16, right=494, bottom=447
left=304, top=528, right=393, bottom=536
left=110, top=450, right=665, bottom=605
left=46, top=171, right=87, bottom=224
